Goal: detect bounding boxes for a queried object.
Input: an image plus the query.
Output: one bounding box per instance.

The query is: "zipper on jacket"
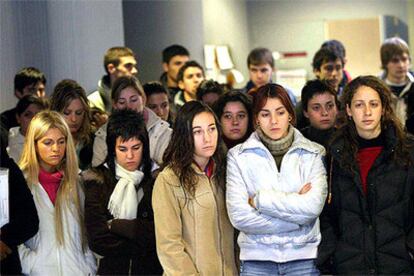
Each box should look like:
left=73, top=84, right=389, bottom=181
left=128, top=259, right=132, bottom=275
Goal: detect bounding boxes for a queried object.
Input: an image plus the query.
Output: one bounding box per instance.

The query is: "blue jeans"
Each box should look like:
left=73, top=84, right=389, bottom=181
left=240, top=259, right=320, bottom=276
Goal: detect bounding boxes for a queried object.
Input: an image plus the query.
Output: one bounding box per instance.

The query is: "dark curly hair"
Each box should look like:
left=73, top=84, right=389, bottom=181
left=332, top=75, right=412, bottom=172
left=162, top=101, right=226, bottom=198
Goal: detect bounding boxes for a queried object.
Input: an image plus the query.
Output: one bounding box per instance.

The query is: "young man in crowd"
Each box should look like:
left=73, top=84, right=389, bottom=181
left=1, top=67, right=46, bottom=130
left=300, top=79, right=339, bottom=149
left=379, top=37, right=413, bottom=126
left=143, top=81, right=173, bottom=125
left=160, top=44, right=190, bottom=99
left=196, top=80, right=224, bottom=107
left=312, top=47, right=344, bottom=95
left=174, top=60, right=205, bottom=109
left=321, top=39, right=352, bottom=90
left=243, top=47, right=297, bottom=106
left=88, top=46, right=138, bottom=114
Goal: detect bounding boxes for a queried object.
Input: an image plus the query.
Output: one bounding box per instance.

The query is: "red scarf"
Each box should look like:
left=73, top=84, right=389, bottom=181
left=39, top=168, right=63, bottom=205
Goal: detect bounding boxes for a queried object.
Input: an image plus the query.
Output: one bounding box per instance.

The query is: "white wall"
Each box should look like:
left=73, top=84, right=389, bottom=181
left=123, top=0, right=205, bottom=84
left=0, top=0, right=124, bottom=113
left=202, top=0, right=250, bottom=87
left=247, top=0, right=410, bottom=79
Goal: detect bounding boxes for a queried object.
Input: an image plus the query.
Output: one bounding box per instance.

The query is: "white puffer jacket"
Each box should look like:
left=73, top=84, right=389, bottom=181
left=226, top=129, right=327, bottom=263
left=18, top=183, right=96, bottom=276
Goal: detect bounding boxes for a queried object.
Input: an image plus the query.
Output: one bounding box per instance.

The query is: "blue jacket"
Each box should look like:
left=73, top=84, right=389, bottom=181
left=226, top=128, right=327, bottom=263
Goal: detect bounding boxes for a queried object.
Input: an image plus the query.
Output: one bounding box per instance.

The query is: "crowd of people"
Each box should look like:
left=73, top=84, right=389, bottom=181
left=0, top=37, right=413, bottom=275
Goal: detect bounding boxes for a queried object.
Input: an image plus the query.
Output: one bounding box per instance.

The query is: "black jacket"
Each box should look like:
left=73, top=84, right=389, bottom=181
left=320, top=126, right=414, bottom=275
left=0, top=149, right=39, bottom=275
left=81, top=164, right=162, bottom=275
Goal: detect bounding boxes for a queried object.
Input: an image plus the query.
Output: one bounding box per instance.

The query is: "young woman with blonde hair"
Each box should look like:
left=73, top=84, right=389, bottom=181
left=18, top=110, right=96, bottom=275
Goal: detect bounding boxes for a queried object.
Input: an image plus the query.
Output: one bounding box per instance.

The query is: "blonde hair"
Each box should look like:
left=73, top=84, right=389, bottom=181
left=19, top=110, right=86, bottom=248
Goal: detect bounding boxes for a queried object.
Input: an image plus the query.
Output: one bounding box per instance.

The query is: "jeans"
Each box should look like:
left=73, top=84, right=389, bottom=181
left=240, top=259, right=320, bottom=276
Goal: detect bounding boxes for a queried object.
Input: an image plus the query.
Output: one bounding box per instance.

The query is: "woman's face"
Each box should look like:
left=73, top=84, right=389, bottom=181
left=256, top=97, right=290, bottom=140
left=36, top=127, right=66, bottom=172
left=192, top=112, right=218, bottom=167
left=113, top=87, right=144, bottom=113
left=63, top=98, right=85, bottom=135
left=346, top=85, right=383, bottom=139
left=220, top=101, right=249, bottom=141
left=115, top=137, right=143, bottom=172
left=17, top=103, right=42, bottom=136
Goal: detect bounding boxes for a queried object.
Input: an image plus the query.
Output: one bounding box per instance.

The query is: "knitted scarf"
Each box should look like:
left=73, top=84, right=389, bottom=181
left=256, top=125, right=294, bottom=170
left=107, top=161, right=144, bottom=219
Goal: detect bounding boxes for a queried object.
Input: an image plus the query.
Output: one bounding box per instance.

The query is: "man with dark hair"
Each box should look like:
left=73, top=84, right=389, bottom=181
left=312, top=47, right=344, bottom=94
left=379, top=37, right=413, bottom=126
left=321, top=39, right=352, bottom=90
left=88, top=46, right=137, bottom=114
left=174, top=60, right=205, bottom=109
left=160, top=44, right=190, bottom=99
left=244, top=47, right=297, bottom=105
left=1, top=67, right=47, bottom=130
left=300, top=79, right=338, bottom=149
left=196, top=80, right=224, bottom=107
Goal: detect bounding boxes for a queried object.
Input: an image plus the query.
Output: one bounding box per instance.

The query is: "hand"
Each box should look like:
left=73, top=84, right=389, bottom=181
left=92, top=113, right=108, bottom=129
left=299, top=183, right=312, bottom=195
left=248, top=195, right=256, bottom=209
left=0, top=241, right=12, bottom=260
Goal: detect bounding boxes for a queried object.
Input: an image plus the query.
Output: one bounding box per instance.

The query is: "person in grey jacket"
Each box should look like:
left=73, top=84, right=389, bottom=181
left=92, top=76, right=172, bottom=167
left=226, top=83, right=327, bottom=275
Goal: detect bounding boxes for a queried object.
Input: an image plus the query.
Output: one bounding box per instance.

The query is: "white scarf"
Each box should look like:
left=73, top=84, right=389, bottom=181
left=107, top=161, right=144, bottom=219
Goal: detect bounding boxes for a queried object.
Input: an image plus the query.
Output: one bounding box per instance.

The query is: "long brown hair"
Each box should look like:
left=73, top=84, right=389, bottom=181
left=162, top=101, right=226, bottom=197
left=332, top=75, right=412, bottom=172
left=50, top=79, right=91, bottom=145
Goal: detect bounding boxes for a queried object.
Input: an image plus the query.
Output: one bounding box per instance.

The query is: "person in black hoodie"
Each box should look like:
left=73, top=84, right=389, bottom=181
left=0, top=125, right=39, bottom=275
left=319, top=76, right=414, bottom=274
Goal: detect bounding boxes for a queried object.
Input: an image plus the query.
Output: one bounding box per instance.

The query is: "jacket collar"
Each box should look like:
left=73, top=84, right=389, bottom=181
left=238, top=128, right=325, bottom=156
left=330, top=124, right=398, bottom=159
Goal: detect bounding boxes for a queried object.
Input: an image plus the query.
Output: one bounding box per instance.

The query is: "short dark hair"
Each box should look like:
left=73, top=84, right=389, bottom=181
left=301, top=79, right=338, bottom=111
left=321, top=39, right=346, bottom=59
left=14, top=67, right=46, bottom=93
left=247, top=47, right=274, bottom=68
left=312, top=48, right=342, bottom=71
left=162, top=44, right=189, bottom=64
left=103, top=47, right=135, bottom=75
left=15, top=95, right=49, bottom=116
left=250, top=83, right=296, bottom=126
left=106, top=109, right=151, bottom=179
left=177, top=60, right=204, bottom=83
left=380, top=37, right=410, bottom=70
left=196, top=80, right=224, bottom=101
left=143, top=81, right=168, bottom=98
left=111, top=76, right=145, bottom=104
left=213, top=90, right=254, bottom=135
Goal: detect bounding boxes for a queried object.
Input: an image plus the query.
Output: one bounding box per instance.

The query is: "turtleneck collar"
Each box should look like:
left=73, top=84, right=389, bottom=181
left=39, top=167, right=63, bottom=205
left=256, top=125, right=294, bottom=170
left=357, top=132, right=385, bottom=149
